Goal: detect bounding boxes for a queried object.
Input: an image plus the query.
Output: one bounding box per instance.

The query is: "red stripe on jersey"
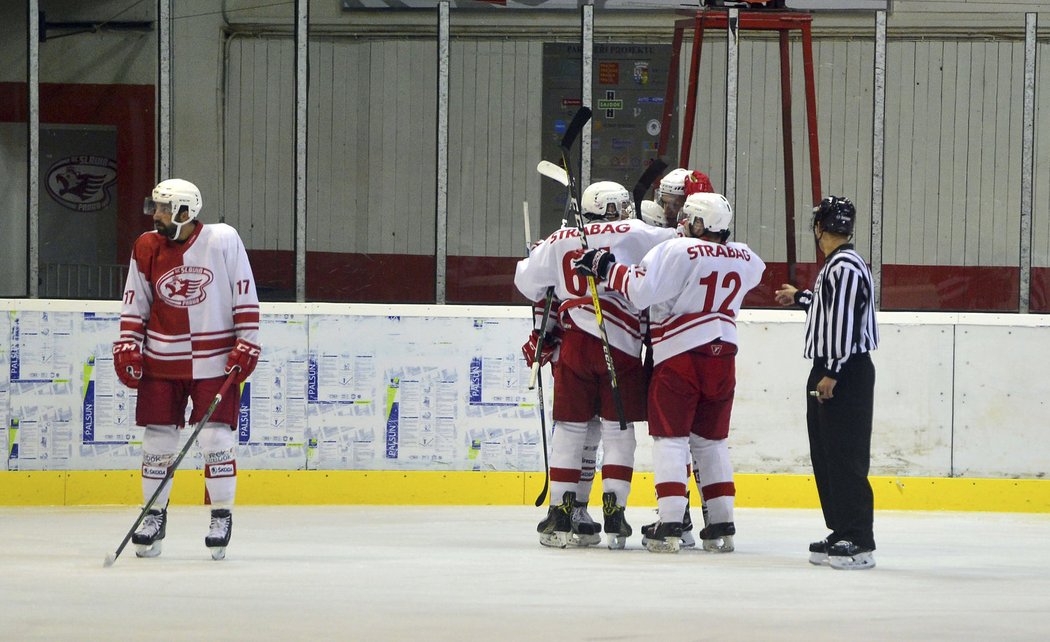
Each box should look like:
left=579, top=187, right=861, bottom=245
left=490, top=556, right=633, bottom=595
left=601, top=464, right=634, bottom=482
left=549, top=467, right=582, bottom=483
left=655, top=481, right=688, bottom=498
left=607, top=263, right=631, bottom=293
left=701, top=481, right=736, bottom=500
left=651, top=313, right=734, bottom=343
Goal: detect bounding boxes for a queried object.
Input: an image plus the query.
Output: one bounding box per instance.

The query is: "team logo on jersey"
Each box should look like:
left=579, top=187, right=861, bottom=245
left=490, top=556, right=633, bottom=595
left=45, top=156, right=118, bottom=212
left=157, top=266, right=214, bottom=307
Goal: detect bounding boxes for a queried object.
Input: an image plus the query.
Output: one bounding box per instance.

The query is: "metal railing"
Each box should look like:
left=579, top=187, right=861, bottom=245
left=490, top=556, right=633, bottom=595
left=39, top=263, right=128, bottom=300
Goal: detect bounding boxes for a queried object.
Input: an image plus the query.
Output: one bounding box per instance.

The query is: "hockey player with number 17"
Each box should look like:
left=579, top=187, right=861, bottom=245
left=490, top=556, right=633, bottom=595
left=113, top=178, right=261, bottom=561
left=575, top=192, right=765, bottom=553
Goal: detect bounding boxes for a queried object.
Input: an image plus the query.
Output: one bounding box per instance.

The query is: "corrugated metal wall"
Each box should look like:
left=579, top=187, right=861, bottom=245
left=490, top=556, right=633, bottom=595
left=222, top=28, right=1044, bottom=268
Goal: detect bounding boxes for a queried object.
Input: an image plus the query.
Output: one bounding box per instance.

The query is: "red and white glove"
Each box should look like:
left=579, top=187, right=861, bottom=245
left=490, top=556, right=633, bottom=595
left=112, top=340, right=143, bottom=389
left=521, top=328, right=561, bottom=369
left=225, top=338, right=261, bottom=383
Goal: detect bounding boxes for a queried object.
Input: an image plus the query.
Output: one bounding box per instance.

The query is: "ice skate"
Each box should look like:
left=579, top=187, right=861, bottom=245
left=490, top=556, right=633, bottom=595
left=205, top=508, right=233, bottom=560
left=809, top=538, right=830, bottom=565
left=642, top=503, right=695, bottom=548
left=699, top=522, right=735, bottom=553
left=132, top=507, right=167, bottom=558
left=570, top=501, right=602, bottom=547
left=642, top=521, right=683, bottom=554
left=537, top=492, right=574, bottom=548
left=828, top=540, right=875, bottom=570
left=601, top=492, right=632, bottom=550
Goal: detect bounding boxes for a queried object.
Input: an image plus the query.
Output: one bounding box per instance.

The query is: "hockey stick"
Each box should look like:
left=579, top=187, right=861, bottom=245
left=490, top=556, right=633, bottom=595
left=103, top=368, right=241, bottom=567
left=537, top=160, right=569, bottom=187
left=524, top=203, right=554, bottom=507
left=559, top=107, right=629, bottom=432
left=631, top=158, right=668, bottom=217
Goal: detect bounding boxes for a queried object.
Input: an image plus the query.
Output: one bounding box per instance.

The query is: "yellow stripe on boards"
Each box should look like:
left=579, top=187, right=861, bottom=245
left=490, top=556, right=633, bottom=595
left=1, top=471, right=1048, bottom=512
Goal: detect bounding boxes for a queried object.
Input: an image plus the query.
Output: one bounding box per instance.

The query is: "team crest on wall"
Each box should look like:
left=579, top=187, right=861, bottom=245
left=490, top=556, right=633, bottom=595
left=44, top=156, right=118, bottom=212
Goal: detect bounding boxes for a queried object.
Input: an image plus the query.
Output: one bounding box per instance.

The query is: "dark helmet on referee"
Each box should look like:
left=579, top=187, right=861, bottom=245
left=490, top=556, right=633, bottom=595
left=812, top=196, right=855, bottom=237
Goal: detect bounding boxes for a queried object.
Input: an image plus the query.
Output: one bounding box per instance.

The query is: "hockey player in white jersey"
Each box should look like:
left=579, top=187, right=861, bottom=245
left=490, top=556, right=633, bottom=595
left=575, top=192, right=766, bottom=553
left=113, top=178, right=260, bottom=560
left=515, top=180, right=676, bottom=549
left=638, top=167, right=717, bottom=547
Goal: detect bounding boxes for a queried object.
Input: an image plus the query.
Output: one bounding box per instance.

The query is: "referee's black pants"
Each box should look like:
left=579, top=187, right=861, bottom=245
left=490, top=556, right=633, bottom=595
left=806, top=352, right=876, bottom=551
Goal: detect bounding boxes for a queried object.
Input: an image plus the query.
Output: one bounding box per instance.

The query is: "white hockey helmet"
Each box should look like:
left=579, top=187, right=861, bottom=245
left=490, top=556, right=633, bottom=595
left=581, top=181, right=634, bottom=221
left=144, top=178, right=203, bottom=238
left=681, top=192, right=733, bottom=237
left=656, top=168, right=693, bottom=199
left=639, top=199, right=668, bottom=227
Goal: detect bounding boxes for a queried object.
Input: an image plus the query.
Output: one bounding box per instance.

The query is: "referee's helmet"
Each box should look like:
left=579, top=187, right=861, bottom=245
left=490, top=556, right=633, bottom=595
left=812, top=196, right=855, bottom=236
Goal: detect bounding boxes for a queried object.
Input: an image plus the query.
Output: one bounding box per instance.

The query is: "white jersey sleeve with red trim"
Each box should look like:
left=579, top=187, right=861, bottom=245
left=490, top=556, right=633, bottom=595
left=514, top=219, right=675, bottom=357
left=606, top=237, right=766, bottom=364
left=119, top=223, right=260, bottom=381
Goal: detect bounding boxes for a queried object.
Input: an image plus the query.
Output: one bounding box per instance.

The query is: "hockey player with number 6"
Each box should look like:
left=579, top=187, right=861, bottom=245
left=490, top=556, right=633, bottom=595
left=515, top=181, right=676, bottom=549
left=574, top=192, right=765, bottom=553
left=113, top=178, right=260, bottom=561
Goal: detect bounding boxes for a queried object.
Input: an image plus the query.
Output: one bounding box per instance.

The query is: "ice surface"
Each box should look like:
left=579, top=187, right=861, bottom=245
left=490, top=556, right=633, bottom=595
left=2, top=506, right=1048, bottom=640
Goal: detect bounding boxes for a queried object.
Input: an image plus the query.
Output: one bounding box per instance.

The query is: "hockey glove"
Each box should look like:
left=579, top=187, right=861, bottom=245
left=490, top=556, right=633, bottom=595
left=573, top=248, right=616, bottom=281
left=521, top=327, right=562, bottom=368
left=225, top=338, right=261, bottom=383
left=112, top=340, right=143, bottom=389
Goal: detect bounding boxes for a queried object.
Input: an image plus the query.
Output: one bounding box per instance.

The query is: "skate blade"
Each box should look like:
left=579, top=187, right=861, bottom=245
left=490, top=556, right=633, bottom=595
left=644, top=537, right=681, bottom=554
left=809, top=552, right=830, bottom=566
left=702, top=535, right=734, bottom=553
left=134, top=541, right=162, bottom=558
left=570, top=533, right=601, bottom=547
left=209, top=546, right=227, bottom=561
left=829, top=552, right=875, bottom=570
left=538, top=531, right=570, bottom=548
left=606, top=534, right=628, bottom=550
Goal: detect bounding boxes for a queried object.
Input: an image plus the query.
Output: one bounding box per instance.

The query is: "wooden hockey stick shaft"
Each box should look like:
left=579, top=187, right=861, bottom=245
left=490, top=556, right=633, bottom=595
left=559, top=107, right=629, bottom=431
left=104, top=369, right=241, bottom=567
left=524, top=202, right=553, bottom=506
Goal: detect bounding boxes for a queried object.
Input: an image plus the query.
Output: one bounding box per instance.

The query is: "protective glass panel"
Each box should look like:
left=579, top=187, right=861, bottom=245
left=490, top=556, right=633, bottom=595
left=36, top=3, right=157, bottom=300
left=0, top=4, right=29, bottom=297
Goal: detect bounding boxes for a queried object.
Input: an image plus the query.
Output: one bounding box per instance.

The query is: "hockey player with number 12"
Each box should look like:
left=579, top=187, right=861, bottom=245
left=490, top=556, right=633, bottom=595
left=575, top=192, right=765, bottom=553
left=113, top=178, right=261, bottom=561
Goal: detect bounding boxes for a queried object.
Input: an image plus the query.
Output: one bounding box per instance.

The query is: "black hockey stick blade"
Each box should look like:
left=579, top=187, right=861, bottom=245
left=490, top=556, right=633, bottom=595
left=632, top=158, right=668, bottom=215
left=560, top=106, right=592, bottom=153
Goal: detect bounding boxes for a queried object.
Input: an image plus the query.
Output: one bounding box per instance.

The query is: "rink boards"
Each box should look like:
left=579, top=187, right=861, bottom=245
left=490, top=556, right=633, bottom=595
left=0, top=299, right=1048, bottom=511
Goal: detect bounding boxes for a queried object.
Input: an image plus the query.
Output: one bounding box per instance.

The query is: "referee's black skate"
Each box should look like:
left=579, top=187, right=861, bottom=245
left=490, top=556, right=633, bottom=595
left=699, top=521, right=735, bottom=553
left=809, top=538, right=830, bottom=565
left=828, top=540, right=875, bottom=570
left=601, top=492, right=632, bottom=550
left=643, top=521, right=684, bottom=554
left=537, top=492, right=574, bottom=548
left=205, top=508, right=233, bottom=560
left=132, top=507, right=167, bottom=558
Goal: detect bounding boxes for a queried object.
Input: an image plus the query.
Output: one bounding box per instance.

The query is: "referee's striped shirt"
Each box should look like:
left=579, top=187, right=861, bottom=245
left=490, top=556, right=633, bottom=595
left=795, top=244, right=878, bottom=376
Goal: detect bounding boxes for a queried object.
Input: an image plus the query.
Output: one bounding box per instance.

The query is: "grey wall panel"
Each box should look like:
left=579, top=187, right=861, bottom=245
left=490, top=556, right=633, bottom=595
left=224, top=37, right=296, bottom=252
left=1034, top=40, right=1050, bottom=269
left=447, top=39, right=543, bottom=258
left=884, top=39, right=1023, bottom=267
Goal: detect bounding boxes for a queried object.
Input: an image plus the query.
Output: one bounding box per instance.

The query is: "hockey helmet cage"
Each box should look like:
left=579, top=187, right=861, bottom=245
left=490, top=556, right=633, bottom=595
left=581, top=181, right=634, bottom=221
left=812, top=195, right=855, bottom=236
left=681, top=192, right=733, bottom=236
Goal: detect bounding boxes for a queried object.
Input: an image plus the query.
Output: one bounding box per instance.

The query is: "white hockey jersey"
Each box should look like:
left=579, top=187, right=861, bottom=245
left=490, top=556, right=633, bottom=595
left=605, top=237, right=766, bottom=364
left=119, top=223, right=261, bottom=380
left=514, top=219, right=676, bottom=357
